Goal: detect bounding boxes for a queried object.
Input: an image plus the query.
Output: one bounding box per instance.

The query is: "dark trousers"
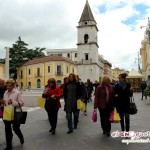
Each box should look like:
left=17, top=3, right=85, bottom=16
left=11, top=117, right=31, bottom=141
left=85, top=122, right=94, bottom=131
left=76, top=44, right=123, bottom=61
left=119, top=113, right=130, bottom=131
left=66, top=110, right=79, bottom=130
left=4, top=121, right=24, bottom=148
left=98, top=108, right=111, bottom=133
left=141, top=90, right=147, bottom=99
left=141, top=90, right=144, bottom=99
left=47, top=108, right=59, bottom=131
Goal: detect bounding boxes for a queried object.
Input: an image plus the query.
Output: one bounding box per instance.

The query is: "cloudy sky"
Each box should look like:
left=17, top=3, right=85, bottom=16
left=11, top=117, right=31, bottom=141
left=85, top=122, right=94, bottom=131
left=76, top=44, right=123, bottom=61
left=0, top=0, right=150, bottom=71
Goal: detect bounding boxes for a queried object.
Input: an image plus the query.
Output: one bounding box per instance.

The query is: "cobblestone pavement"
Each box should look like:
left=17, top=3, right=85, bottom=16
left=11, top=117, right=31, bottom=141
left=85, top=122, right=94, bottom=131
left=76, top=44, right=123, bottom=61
left=0, top=92, right=150, bottom=150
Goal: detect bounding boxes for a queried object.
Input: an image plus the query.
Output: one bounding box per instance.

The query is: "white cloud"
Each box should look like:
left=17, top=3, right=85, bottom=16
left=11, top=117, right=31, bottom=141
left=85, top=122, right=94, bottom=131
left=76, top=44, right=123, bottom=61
left=0, top=0, right=150, bottom=71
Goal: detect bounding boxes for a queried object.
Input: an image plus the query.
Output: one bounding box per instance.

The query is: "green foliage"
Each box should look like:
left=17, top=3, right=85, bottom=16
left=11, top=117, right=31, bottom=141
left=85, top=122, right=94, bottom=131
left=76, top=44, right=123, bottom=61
left=9, top=36, right=46, bottom=80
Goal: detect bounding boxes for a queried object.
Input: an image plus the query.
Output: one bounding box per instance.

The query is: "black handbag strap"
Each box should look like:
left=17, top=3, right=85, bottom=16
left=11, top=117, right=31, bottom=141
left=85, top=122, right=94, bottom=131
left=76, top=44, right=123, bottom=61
left=17, top=102, right=23, bottom=112
left=130, top=97, right=135, bottom=103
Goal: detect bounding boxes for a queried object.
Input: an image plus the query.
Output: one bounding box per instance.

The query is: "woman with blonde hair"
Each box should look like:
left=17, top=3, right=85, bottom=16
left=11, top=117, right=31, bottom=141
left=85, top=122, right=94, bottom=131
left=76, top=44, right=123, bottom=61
left=94, top=75, right=114, bottom=136
left=3, top=79, right=24, bottom=150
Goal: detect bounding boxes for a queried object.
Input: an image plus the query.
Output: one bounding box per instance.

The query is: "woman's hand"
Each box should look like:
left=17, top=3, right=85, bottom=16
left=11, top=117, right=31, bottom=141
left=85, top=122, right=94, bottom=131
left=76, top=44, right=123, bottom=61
left=114, top=94, right=118, bottom=97
left=0, top=100, right=5, bottom=104
left=51, top=95, right=55, bottom=98
left=8, top=99, right=12, bottom=105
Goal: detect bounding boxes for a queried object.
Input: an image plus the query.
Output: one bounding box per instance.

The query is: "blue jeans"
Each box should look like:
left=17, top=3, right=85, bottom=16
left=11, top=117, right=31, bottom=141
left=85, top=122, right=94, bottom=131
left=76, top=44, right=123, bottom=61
left=119, top=113, right=130, bottom=131
left=66, top=111, right=79, bottom=130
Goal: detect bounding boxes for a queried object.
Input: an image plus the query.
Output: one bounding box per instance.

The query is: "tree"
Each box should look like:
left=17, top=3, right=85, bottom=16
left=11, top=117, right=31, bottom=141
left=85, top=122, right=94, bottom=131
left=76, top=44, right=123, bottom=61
left=9, top=36, right=46, bottom=80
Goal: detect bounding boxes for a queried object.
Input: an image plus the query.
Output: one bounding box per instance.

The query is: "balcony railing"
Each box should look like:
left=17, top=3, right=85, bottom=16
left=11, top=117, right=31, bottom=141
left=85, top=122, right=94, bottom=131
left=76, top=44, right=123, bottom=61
left=55, top=72, right=63, bottom=76
left=35, top=74, right=42, bottom=77
left=77, top=59, right=93, bottom=64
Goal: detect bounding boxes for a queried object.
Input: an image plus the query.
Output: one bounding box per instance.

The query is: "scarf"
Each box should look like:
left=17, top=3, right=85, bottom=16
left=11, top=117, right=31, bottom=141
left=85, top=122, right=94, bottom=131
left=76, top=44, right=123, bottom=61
left=118, top=81, right=127, bottom=90
left=104, top=85, right=109, bottom=102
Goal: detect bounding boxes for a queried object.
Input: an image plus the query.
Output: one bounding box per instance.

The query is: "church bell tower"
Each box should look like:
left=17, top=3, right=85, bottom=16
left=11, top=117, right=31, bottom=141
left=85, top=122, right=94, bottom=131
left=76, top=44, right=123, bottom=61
left=77, top=0, right=100, bottom=82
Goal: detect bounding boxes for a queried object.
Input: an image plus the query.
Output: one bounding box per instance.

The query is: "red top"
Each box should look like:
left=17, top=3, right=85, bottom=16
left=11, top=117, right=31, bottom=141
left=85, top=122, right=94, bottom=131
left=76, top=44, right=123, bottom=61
left=42, top=85, right=62, bottom=109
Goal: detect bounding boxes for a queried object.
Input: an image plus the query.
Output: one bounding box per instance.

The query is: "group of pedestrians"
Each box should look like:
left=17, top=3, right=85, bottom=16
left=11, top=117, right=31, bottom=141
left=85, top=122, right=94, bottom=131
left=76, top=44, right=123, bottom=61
left=94, top=73, right=133, bottom=136
left=0, top=72, right=138, bottom=149
left=42, top=72, right=134, bottom=139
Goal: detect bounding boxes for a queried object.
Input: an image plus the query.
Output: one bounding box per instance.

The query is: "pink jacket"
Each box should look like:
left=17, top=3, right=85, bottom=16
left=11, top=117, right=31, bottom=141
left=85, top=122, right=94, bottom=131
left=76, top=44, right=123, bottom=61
left=3, top=88, right=24, bottom=111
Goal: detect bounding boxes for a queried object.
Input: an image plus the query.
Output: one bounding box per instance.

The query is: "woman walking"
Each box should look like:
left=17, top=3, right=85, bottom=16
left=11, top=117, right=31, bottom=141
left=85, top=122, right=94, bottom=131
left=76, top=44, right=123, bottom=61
left=3, top=79, right=24, bottom=150
left=42, top=78, right=62, bottom=135
left=114, top=73, right=133, bottom=132
left=63, top=73, right=82, bottom=134
left=94, top=75, right=114, bottom=136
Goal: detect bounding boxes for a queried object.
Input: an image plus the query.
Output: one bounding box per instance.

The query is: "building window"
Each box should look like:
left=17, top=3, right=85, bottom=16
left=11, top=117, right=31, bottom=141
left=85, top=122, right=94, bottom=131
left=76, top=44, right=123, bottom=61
left=20, top=70, right=23, bottom=78
left=72, top=68, right=74, bottom=73
left=48, top=66, right=50, bottom=73
left=66, top=66, right=69, bottom=73
left=57, top=65, right=61, bottom=75
left=85, top=53, right=89, bottom=60
left=28, top=69, right=31, bottom=75
left=37, top=68, right=40, bottom=76
left=21, top=82, right=23, bottom=89
left=75, top=53, right=77, bottom=57
left=67, top=53, right=70, bottom=58
left=37, top=79, right=41, bottom=88
left=84, top=34, right=89, bottom=43
left=28, top=82, right=31, bottom=89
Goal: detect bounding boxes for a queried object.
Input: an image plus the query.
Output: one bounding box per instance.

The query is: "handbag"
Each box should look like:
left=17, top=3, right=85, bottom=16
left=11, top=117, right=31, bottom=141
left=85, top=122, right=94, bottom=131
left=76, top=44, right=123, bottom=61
left=14, top=102, right=27, bottom=124
left=77, top=99, right=85, bottom=111
left=0, top=107, right=3, bottom=118
left=3, top=105, right=14, bottom=121
left=129, top=97, right=137, bottom=115
left=77, top=99, right=82, bottom=109
left=37, top=96, right=45, bottom=108
left=109, top=111, right=114, bottom=122
left=109, top=108, right=120, bottom=123
left=92, top=109, right=97, bottom=122
left=113, top=108, right=121, bottom=123
left=45, top=98, right=57, bottom=111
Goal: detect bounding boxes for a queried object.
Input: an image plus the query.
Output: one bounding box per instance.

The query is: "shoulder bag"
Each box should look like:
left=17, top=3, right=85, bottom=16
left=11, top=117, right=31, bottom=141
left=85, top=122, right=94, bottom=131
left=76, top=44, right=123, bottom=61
left=13, top=102, right=27, bottom=124
left=129, top=97, right=138, bottom=115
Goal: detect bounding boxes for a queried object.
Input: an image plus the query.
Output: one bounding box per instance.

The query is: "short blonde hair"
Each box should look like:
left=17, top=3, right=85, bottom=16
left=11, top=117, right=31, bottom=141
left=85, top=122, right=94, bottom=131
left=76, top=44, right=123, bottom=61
left=6, top=79, right=16, bottom=86
left=101, top=75, right=111, bottom=84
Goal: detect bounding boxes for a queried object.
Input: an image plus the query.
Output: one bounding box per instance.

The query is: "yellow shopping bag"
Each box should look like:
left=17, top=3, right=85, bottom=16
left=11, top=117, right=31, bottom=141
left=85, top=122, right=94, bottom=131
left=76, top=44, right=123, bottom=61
left=77, top=99, right=86, bottom=111
left=81, top=102, right=86, bottom=112
left=3, top=105, right=14, bottom=121
left=113, top=108, right=121, bottom=123
left=37, top=96, right=45, bottom=108
left=77, top=99, right=82, bottom=109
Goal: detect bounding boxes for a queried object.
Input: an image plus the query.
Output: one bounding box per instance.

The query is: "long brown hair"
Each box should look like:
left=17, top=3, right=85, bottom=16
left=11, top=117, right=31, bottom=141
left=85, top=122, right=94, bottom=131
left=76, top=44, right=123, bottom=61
left=47, top=78, right=56, bottom=88
left=68, top=73, right=77, bottom=83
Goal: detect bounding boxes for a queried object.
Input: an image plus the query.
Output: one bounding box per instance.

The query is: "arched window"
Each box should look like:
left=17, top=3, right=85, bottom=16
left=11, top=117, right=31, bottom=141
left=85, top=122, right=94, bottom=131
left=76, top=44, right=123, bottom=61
left=37, top=79, right=41, bottom=88
left=84, top=34, right=89, bottom=43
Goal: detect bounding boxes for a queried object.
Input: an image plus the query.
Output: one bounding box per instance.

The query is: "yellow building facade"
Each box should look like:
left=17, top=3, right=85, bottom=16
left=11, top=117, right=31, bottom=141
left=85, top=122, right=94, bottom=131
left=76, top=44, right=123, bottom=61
left=111, top=67, right=127, bottom=81
left=0, top=63, right=4, bottom=79
left=17, top=55, right=77, bottom=89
